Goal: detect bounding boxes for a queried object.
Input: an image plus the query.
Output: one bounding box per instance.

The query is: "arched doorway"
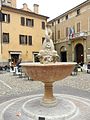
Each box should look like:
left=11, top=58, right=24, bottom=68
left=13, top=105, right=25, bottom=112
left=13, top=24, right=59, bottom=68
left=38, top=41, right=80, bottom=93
left=60, top=46, right=67, bottom=62
left=74, top=43, right=84, bottom=64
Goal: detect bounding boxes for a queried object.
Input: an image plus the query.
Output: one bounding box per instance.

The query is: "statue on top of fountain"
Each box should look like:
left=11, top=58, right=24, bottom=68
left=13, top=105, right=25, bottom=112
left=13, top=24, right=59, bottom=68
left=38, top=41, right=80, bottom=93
left=38, top=25, right=59, bottom=64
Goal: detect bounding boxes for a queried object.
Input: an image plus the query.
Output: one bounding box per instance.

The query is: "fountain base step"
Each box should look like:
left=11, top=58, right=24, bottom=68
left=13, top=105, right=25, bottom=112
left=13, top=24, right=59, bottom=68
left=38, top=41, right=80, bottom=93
left=0, top=94, right=90, bottom=120
left=22, top=97, right=77, bottom=120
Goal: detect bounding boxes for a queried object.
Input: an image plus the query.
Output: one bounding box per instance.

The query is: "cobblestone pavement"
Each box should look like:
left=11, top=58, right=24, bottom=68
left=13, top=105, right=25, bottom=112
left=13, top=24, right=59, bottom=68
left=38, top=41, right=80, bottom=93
left=0, top=71, right=90, bottom=97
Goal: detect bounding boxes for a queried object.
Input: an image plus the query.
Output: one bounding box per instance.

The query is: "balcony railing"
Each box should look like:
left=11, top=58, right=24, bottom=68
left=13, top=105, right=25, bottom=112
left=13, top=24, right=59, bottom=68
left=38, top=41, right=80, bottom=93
left=69, top=31, right=89, bottom=40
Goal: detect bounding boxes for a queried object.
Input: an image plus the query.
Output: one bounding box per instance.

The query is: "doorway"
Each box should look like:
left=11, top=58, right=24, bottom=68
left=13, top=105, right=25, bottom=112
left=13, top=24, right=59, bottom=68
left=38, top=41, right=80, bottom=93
left=61, top=51, right=67, bottom=62
left=11, top=54, right=19, bottom=66
left=33, top=52, right=40, bottom=62
left=74, top=43, right=84, bottom=64
left=60, top=46, right=67, bottom=62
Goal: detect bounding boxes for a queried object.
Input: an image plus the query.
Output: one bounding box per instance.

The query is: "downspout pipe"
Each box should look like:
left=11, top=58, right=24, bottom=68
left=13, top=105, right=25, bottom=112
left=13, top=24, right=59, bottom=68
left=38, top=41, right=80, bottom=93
left=0, top=0, right=2, bottom=54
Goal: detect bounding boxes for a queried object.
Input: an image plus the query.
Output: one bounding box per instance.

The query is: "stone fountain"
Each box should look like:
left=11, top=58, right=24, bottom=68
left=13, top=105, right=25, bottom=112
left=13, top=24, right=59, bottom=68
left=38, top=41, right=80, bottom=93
left=20, top=25, right=77, bottom=120
left=0, top=26, right=90, bottom=120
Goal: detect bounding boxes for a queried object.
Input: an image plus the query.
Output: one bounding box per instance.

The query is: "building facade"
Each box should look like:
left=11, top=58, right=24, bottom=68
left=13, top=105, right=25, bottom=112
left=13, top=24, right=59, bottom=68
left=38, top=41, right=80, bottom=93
left=48, top=0, right=90, bottom=64
left=0, top=0, right=48, bottom=66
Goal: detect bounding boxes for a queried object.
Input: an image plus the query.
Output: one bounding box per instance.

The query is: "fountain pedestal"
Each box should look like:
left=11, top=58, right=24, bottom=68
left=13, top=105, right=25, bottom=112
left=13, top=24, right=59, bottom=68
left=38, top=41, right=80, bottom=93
left=42, top=82, right=56, bottom=106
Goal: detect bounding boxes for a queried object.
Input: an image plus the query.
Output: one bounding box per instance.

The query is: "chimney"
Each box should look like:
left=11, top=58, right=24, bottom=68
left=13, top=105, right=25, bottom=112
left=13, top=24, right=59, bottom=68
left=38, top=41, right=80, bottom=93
left=33, top=4, right=39, bottom=14
left=23, top=3, right=28, bottom=10
left=22, top=3, right=32, bottom=12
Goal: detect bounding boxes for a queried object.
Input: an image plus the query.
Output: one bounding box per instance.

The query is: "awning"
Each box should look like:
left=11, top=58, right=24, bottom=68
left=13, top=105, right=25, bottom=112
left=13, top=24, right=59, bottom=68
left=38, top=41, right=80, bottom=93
left=9, top=51, right=22, bottom=55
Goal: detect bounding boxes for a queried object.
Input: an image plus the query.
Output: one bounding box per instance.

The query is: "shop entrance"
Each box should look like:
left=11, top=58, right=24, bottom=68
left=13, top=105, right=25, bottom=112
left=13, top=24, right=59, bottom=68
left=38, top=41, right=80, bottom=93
left=11, top=54, right=19, bottom=66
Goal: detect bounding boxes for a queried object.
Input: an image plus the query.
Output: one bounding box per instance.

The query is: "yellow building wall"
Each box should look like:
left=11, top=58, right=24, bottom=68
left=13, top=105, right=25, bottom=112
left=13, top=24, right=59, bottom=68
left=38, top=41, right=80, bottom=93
left=1, top=9, right=47, bottom=62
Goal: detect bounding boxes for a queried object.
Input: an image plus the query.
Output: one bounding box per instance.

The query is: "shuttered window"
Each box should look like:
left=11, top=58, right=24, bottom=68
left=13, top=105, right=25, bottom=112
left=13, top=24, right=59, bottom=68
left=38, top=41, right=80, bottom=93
left=21, top=17, right=25, bottom=26
left=2, top=13, right=10, bottom=23
left=19, top=35, right=27, bottom=45
left=66, top=27, right=69, bottom=37
left=58, top=30, right=60, bottom=39
left=42, top=21, right=45, bottom=29
left=26, top=19, right=34, bottom=27
left=77, top=22, right=80, bottom=32
left=28, top=36, right=32, bottom=45
left=3, top=33, right=9, bottom=43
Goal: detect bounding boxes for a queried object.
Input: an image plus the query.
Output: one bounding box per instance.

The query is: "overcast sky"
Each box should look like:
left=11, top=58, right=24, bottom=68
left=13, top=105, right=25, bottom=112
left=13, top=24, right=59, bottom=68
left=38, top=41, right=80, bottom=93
left=17, top=0, right=86, bottom=20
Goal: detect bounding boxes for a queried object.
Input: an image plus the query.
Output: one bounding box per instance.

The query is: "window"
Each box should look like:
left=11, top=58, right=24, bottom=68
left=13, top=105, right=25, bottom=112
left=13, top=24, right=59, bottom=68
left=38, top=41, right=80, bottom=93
left=0, top=12, right=2, bottom=22
left=58, top=19, right=60, bottom=24
left=66, top=15, right=68, bottom=20
left=2, top=13, right=10, bottom=23
left=42, top=37, right=45, bottom=44
left=66, top=27, right=69, bottom=37
left=3, top=33, right=9, bottom=43
left=52, top=32, right=54, bottom=40
left=19, top=35, right=27, bottom=45
left=77, top=9, right=80, bottom=15
left=28, top=36, right=32, bottom=45
left=42, top=21, right=45, bottom=29
left=52, top=22, right=54, bottom=26
left=21, top=17, right=25, bottom=26
left=26, top=18, right=34, bottom=27
left=58, top=30, right=60, bottom=39
left=77, top=22, right=80, bottom=32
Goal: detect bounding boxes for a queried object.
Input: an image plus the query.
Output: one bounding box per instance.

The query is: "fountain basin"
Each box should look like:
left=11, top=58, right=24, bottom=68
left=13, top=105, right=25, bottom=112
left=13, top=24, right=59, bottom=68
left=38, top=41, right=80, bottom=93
left=21, top=62, right=76, bottom=82
left=21, top=62, right=76, bottom=106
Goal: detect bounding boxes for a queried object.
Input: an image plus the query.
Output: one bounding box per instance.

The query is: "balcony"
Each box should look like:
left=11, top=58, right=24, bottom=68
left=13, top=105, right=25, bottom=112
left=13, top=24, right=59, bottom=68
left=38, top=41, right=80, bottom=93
left=69, top=31, right=88, bottom=40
